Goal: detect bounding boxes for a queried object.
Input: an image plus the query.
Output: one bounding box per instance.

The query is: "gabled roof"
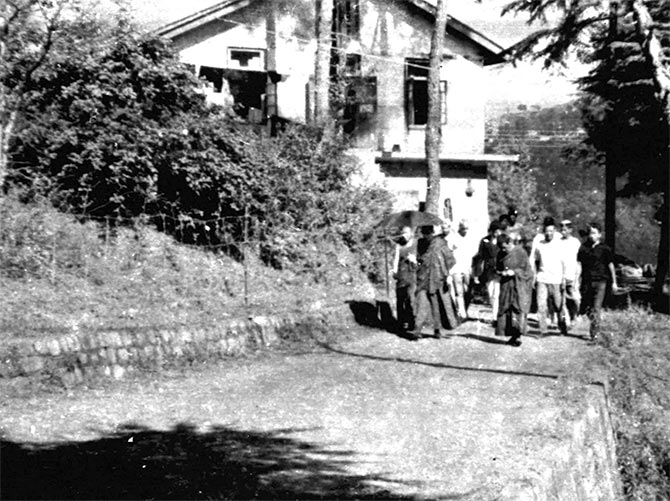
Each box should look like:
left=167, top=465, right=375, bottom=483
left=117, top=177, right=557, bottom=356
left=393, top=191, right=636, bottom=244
left=404, top=0, right=504, bottom=64
left=154, top=0, right=251, bottom=39
left=155, top=0, right=505, bottom=64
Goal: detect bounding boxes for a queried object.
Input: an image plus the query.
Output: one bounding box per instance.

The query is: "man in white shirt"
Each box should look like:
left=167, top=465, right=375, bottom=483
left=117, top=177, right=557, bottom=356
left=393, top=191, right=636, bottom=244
left=532, top=218, right=566, bottom=335
left=559, top=219, right=582, bottom=327
left=448, top=219, right=477, bottom=320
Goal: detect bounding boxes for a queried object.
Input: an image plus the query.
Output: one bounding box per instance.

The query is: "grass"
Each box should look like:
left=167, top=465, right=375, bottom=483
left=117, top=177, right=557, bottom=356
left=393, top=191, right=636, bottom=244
left=590, top=307, right=670, bottom=500
left=0, top=197, right=378, bottom=342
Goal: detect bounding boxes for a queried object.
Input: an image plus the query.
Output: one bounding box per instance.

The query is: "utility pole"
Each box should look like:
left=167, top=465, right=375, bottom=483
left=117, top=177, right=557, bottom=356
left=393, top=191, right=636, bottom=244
left=605, top=1, right=618, bottom=251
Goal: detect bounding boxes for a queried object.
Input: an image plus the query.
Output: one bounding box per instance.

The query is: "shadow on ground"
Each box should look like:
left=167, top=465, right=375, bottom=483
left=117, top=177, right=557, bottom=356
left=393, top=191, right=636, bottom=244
left=347, top=300, right=416, bottom=340
left=1, top=423, right=422, bottom=500
left=318, top=342, right=561, bottom=380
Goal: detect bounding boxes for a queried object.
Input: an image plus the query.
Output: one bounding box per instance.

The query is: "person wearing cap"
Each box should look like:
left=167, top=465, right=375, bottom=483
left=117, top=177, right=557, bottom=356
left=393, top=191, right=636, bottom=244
left=532, top=217, right=567, bottom=335
left=448, top=219, right=477, bottom=320
left=559, top=219, right=582, bottom=327
left=473, top=220, right=502, bottom=326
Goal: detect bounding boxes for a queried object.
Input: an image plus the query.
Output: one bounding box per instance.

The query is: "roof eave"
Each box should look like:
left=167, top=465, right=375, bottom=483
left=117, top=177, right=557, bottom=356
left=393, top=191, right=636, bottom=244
left=404, top=0, right=505, bottom=65
left=153, top=0, right=253, bottom=39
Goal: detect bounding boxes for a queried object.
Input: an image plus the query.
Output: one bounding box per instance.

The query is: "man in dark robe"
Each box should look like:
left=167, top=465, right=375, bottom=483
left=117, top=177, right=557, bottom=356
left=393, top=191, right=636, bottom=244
left=411, top=225, right=458, bottom=339
left=496, top=233, right=534, bottom=346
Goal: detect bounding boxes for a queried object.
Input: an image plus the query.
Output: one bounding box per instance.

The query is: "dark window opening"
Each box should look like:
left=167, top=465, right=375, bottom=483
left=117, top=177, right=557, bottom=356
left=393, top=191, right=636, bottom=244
left=405, top=59, right=447, bottom=126
left=221, top=69, right=267, bottom=121
left=330, top=51, right=361, bottom=79
left=345, top=53, right=361, bottom=76
left=343, top=76, right=377, bottom=134
left=333, top=0, right=360, bottom=37
left=199, top=66, right=225, bottom=93
left=230, top=49, right=263, bottom=69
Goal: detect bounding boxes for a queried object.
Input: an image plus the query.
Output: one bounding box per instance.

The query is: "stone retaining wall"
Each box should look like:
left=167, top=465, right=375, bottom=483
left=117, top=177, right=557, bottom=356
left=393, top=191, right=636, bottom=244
left=502, top=384, right=623, bottom=500
left=0, top=314, right=328, bottom=386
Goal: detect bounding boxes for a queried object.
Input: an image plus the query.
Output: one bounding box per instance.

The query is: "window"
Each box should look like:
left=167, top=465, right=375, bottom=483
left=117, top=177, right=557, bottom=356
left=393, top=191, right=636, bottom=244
left=333, top=0, right=360, bottom=37
left=405, top=58, right=447, bottom=126
left=343, top=76, right=377, bottom=134
left=228, top=48, right=265, bottom=71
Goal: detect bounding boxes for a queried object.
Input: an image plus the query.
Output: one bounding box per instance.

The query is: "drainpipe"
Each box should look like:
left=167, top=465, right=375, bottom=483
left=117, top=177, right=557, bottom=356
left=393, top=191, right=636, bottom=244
left=266, top=4, right=278, bottom=135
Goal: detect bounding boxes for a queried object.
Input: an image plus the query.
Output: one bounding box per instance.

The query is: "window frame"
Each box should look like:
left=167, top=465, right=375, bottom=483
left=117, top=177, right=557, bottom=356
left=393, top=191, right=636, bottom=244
left=227, top=48, right=266, bottom=71
left=405, top=58, right=447, bottom=127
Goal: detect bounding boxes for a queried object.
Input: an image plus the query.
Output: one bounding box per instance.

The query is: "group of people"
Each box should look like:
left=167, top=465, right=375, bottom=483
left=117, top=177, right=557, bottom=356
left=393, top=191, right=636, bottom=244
left=392, top=209, right=618, bottom=346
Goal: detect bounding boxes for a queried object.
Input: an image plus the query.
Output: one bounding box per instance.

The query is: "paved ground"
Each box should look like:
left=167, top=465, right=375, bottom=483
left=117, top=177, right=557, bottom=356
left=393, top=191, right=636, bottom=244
left=1, top=306, right=601, bottom=500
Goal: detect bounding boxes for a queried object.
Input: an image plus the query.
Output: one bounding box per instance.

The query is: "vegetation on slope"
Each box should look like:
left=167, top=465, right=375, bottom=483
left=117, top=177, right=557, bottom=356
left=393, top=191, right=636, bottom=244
left=594, top=310, right=670, bottom=499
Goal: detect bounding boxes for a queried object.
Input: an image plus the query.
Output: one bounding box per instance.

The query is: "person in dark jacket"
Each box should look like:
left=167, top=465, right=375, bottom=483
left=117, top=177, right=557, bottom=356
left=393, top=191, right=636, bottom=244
left=411, top=225, right=458, bottom=339
left=473, top=220, right=502, bottom=325
left=496, top=233, right=534, bottom=346
left=392, top=226, right=418, bottom=333
left=577, top=222, right=618, bottom=340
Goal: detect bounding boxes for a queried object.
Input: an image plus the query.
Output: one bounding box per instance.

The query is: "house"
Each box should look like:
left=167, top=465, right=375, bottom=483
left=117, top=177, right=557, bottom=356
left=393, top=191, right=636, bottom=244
left=156, top=0, right=518, bottom=237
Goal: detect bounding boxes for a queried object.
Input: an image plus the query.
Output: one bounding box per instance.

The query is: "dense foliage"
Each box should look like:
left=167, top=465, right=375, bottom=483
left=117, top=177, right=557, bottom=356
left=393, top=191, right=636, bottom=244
left=7, top=30, right=393, bottom=280
left=487, top=102, right=662, bottom=264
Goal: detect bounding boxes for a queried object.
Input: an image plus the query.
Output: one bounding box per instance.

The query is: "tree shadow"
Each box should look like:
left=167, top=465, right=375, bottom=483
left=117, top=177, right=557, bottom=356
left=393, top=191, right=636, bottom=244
left=1, top=422, right=421, bottom=500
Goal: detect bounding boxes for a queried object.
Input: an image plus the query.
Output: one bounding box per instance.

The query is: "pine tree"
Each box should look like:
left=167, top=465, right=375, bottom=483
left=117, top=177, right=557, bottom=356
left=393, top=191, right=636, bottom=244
left=504, top=0, right=670, bottom=308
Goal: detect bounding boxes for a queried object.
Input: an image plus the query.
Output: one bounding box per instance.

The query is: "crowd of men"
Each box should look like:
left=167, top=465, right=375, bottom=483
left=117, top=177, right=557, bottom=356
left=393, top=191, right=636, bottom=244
left=392, top=209, right=618, bottom=346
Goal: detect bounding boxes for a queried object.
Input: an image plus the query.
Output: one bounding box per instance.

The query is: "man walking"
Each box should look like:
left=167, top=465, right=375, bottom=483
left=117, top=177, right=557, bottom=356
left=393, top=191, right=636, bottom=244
left=392, top=226, right=418, bottom=333
left=473, top=221, right=502, bottom=326
left=532, top=217, right=567, bottom=336
left=559, top=220, right=581, bottom=327
left=448, top=219, right=477, bottom=321
left=578, top=223, right=618, bottom=341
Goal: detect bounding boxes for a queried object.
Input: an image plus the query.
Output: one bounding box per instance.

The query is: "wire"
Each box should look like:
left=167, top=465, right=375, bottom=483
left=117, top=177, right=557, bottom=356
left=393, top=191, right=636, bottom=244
left=172, top=13, right=581, bottom=87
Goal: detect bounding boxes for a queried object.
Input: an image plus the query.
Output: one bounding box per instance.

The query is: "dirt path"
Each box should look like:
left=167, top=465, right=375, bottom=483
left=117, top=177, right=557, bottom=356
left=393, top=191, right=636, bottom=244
left=1, top=308, right=602, bottom=500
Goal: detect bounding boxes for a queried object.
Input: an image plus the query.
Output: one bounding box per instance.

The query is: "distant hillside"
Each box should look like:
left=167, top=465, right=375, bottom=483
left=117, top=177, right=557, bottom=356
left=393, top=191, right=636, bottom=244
left=485, top=101, right=661, bottom=265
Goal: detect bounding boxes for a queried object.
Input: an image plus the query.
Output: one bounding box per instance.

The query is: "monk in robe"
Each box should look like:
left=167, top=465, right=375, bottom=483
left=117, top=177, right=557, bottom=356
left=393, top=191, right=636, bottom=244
left=496, top=233, right=534, bottom=346
left=412, top=224, right=459, bottom=339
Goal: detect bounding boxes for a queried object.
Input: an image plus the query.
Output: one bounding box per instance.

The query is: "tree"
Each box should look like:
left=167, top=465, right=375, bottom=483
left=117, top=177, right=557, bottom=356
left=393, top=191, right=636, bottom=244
left=1, top=0, right=64, bottom=187
left=504, top=0, right=670, bottom=308
left=424, top=0, right=449, bottom=215
left=0, top=0, right=131, bottom=192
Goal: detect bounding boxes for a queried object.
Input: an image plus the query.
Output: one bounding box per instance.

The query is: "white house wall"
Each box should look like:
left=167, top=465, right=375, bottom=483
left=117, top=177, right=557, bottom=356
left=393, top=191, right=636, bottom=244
left=170, top=0, right=488, bottom=155
left=164, top=0, right=497, bottom=233
left=173, top=1, right=316, bottom=123
left=359, top=0, right=488, bottom=155
left=384, top=173, right=489, bottom=242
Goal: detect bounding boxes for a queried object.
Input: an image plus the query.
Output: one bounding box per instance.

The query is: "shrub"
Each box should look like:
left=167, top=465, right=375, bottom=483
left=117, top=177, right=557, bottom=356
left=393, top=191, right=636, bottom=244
left=8, top=31, right=394, bottom=282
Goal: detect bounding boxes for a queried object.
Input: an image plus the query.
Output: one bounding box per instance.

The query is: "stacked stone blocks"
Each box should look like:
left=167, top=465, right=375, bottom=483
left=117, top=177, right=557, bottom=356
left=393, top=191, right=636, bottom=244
left=0, top=315, right=321, bottom=385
